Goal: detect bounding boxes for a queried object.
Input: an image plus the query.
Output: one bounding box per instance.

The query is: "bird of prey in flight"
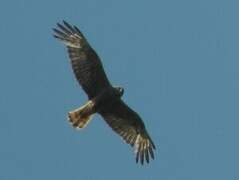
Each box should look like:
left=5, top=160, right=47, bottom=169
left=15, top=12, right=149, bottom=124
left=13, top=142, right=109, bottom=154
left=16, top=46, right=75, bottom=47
left=53, top=21, right=156, bottom=164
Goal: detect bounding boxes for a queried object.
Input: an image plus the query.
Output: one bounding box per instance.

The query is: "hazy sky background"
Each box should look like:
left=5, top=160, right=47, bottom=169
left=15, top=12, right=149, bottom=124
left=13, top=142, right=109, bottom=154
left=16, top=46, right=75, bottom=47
left=0, top=0, right=238, bottom=179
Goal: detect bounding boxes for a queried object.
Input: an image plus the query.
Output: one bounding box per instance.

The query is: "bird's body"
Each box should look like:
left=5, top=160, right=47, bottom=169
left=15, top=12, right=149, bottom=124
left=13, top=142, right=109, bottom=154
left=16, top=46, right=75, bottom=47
left=93, top=86, right=123, bottom=111
left=68, top=86, right=123, bottom=128
left=53, top=21, right=156, bottom=164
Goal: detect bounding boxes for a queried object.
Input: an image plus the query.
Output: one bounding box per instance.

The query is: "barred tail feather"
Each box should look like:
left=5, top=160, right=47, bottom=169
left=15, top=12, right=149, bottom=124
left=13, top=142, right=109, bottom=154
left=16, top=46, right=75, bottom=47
left=68, top=112, right=93, bottom=129
left=68, top=101, right=95, bottom=129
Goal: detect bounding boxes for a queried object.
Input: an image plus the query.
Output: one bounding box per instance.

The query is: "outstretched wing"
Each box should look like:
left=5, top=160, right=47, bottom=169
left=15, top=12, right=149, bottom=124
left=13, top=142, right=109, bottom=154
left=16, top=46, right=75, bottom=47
left=99, top=100, right=156, bottom=165
left=53, top=21, right=111, bottom=98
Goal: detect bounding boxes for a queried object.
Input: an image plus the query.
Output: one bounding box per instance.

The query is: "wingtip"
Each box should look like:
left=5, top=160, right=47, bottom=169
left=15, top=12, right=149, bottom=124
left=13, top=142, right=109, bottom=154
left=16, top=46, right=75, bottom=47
left=56, top=22, right=63, bottom=29
left=63, top=20, right=72, bottom=28
left=62, top=20, right=68, bottom=24
left=145, top=149, right=150, bottom=163
left=152, top=143, right=156, bottom=150
left=136, top=151, right=140, bottom=164
left=52, top=28, right=59, bottom=33
left=52, top=34, right=58, bottom=38
left=133, top=134, right=156, bottom=165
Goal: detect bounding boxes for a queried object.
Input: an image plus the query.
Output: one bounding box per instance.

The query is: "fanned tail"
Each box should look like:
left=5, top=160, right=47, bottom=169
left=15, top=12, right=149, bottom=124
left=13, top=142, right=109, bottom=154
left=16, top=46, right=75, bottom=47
left=68, top=101, right=95, bottom=129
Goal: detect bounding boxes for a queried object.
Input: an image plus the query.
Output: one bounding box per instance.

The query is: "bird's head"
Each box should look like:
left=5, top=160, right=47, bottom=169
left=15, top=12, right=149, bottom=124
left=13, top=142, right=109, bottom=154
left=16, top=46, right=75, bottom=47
left=115, top=87, right=124, bottom=97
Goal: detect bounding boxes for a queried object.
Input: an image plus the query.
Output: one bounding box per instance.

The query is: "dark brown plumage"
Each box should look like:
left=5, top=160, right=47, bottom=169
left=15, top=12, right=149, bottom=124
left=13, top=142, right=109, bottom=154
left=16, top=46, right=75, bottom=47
left=53, top=21, right=156, bottom=165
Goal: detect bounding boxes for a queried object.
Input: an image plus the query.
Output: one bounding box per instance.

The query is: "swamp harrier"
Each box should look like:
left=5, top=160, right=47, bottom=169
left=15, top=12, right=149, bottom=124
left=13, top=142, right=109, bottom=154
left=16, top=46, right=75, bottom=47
left=53, top=21, right=156, bottom=164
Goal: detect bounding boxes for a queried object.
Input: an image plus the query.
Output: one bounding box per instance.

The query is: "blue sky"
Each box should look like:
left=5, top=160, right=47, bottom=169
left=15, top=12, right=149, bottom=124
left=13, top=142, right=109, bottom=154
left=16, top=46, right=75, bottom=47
left=0, top=0, right=239, bottom=179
